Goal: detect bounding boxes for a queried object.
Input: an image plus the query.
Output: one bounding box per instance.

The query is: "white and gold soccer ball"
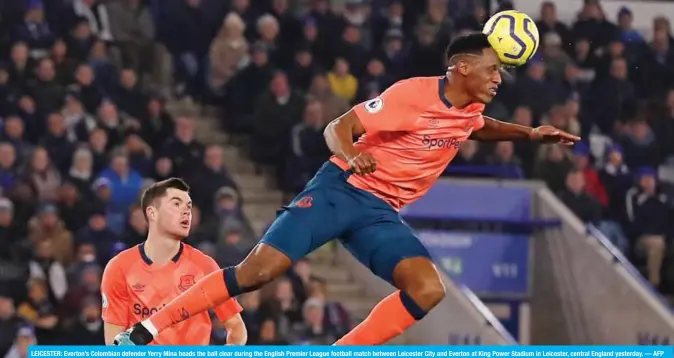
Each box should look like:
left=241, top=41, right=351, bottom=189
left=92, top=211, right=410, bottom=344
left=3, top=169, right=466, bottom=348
left=482, top=10, right=540, bottom=67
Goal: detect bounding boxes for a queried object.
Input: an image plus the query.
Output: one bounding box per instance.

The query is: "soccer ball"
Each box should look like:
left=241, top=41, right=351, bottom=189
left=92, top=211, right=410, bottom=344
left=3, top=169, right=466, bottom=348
left=482, top=10, right=540, bottom=67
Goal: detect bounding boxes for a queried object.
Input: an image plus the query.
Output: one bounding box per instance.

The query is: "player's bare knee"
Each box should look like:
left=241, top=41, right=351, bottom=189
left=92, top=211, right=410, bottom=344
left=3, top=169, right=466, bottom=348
left=409, top=277, right=446, bottom=310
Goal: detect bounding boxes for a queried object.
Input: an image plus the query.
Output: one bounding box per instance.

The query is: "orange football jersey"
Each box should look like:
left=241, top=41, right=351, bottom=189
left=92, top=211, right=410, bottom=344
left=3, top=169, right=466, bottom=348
left=101, top=242, right=242, bottom=345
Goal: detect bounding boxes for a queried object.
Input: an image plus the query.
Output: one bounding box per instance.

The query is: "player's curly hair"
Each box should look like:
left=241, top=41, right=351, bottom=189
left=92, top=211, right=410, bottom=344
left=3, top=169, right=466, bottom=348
left=445, top=32, right=492, bottom=63
left=140, top=177, right=190, bottom=220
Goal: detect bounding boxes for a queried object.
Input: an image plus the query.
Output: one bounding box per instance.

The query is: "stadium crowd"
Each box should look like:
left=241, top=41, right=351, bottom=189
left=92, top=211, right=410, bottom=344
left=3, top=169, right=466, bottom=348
left=0, top=0, right=673, bottom=351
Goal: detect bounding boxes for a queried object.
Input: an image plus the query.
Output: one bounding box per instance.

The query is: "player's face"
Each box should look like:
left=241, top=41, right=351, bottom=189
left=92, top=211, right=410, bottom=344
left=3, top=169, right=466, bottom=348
left=154, top=188, right=193, bottom=239
left=466, top=48, right=502, bottom=104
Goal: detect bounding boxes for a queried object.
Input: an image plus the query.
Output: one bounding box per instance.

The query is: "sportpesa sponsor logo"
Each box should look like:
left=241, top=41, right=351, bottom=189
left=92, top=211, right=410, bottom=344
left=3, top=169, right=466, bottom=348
left=422, top=135, right=463, bottom=149
left=134, top=303, right=167, bottom=317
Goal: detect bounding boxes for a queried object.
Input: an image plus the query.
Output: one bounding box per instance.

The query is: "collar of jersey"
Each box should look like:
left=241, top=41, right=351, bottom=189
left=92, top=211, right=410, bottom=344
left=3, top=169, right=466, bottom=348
left=438, top=77, right=453, bottom=110
left=138, top=242, right=184, bottom=265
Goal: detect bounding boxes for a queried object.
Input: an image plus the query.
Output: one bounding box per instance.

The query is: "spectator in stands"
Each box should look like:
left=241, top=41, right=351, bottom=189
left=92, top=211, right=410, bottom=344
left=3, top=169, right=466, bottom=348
left=115, top=69, right=147, bottom=120
left=617, top=7, right=645, bottom=49
left=486, top=142, right=523, bottom=177
left=514, top=60, right=558, bottom=119
left=50, top=40, right=76, bottom=87
left=87, top=129, right=108, bottom=175
left=3, top=116, right=33, bottom=168
left=291, top=297, right=338, bottom=345
left=642, top=22, right=674, bottom=99
left=536, top=2, right=570, bottom=51
left=7, top=43, right=33, bottom=91
left=626, top=168, right=671, bottom=286
left=161, top=116, right=204, bottom=176
left=262, top=278, right=302, bottom=339
left=589, top=57, right=636, bottom=135
left=188, top=145, right=238, bottom=219
left=66, top=148, right=95, bottom=199
left=123, top=204, right=147, bottom=248
left=106, top=0, right=155, bottom=77
left=288, top=45, right=319, bottom=93
left=97, top=150, right=142, bottom=231
left=207, top=13, right=249, bottom=96
left=28, top=204, right=74, bottom=266
left=87, top=41, right=117, bottom=95
left=239, top=291, right=263, bottom=341
left=284, top=100, right=330, bottom=193
left=656, top=89, right=674, bottom=164
left=213, top=186, right=254, bottom=245
left=253, top=319, right=288, bottom=345
left=226, top=42, right=275, bottom=121
left=66, top=243, right=98, bottom=284
left=288, top=259, right=314, bottom=304
left=327, top=58, right=358, bottom=103
left=572, top=143, right=608, bottom=206
left=0, top=293, right=20, bottom=357
left=28, top=239, right=69, bottom=303
left=452, top=140, right=483, bottom=170
left=307, top=73, right=349, bottom=124
left=28, top=59, right=65, bottom=116
left=63, top=295, right=104, bottom=345
left=215, top=229, right=252, bottom=268
left=124, top=134, right=153, bottom=177
left=0, top=199, right=22, bottom=261
left=62, top=93, right=97, bottom=144
left=307, top=278, right=351, bottom=337
left=534, top=144, right=574, bottom=193
left=57, top=181, right=91, bottom=234
left=509, top=106, right=538, bottom=175
left=59, top=264, right=100, bottom=319
left=251, top=71, right=305, bottom=168
left=74, top=206, right=121, bottom=265
left=619, top=119, right=660, bottom=169
left=0, top=144, right=18, bottom=194
left=140, top=96, right=174, bottom=150
left=541, top=32, right=571, bottom=79
left=69, top=64, right=102, bottom=117
left=600, top=144, right=632, bottom=223
left=42, top=113, right=75, bottom=173
left=16, top=279, right=58, bottom=344
left=12, top=2, right=54, bottom=60
left=4, top=325, right=36, bottom=358
left=96, top=101, right=127, bottom=148
left=558, top=169, right=603, bottom=226
left=150, top=157, right=174, bottom=182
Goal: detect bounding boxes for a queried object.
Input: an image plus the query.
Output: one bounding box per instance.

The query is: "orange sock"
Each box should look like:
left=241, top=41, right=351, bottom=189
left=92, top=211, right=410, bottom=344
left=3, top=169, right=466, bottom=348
left=334, top=291, right=421, bottom=345
left=145, top=269, right=231, bottom=334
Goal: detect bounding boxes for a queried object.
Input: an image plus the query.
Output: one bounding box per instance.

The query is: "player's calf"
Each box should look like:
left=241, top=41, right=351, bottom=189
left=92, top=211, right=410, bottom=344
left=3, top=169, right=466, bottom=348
left=231, top=243, right=293, bottom=293
left=334, top=257, right=445, bottom=345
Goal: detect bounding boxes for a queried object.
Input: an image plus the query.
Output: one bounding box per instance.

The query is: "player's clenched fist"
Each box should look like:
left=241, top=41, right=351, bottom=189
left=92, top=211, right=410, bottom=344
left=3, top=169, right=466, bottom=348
left=348, top=152, right=377, bottom=175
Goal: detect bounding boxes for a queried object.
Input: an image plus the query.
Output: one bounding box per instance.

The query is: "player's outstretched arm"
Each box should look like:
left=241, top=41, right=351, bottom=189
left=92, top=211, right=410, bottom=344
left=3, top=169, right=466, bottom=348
left=223, top=313, right=247, bottom=345
left=324, top=110, right=377, bottom=174
left=470, top=116, right=580, bottom=145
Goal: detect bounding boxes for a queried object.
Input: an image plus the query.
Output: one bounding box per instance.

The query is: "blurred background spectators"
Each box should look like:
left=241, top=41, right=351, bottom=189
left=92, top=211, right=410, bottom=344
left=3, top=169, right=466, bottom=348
left=0, top=0, right=673, bottom=349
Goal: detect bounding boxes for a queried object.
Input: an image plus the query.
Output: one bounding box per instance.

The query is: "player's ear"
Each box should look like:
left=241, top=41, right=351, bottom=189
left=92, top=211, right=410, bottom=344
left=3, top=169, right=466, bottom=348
left=146, top=206, right=155, bottom=221
left=456, top=59, right=470, bottom=76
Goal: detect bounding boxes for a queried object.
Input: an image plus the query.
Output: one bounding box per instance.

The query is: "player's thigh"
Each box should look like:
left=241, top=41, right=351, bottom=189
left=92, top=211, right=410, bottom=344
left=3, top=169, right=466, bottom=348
left=260, top=188, right=346, bottom=263
left=341, top=218, right=432, bottom=286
